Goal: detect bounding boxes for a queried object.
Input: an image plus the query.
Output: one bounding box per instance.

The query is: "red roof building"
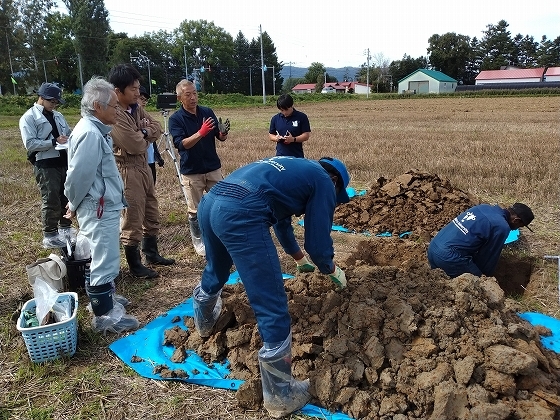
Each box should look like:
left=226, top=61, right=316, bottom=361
left=544, top=67, right=560, bottom=82
left=475, top=68, right=546, bottom=85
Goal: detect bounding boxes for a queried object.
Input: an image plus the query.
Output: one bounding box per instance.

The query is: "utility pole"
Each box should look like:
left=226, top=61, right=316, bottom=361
left=272, top=65, right=275, bottom=96
left=42, top=58, right=58, bottom=83
left=259, top=25, right=266, bottom=104
left=77, top=54, right=84, bottom=91
left=183, top=45, right=188, bottom=80
left=364, top=48, right=371, bottom=98
left=6, top=30, right=16, bottom=94
left=249, top=66, right=252, bottom=96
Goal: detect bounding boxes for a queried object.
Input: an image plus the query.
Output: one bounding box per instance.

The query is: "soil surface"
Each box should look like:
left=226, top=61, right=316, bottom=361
left=158, top=171, right=560, bottom=419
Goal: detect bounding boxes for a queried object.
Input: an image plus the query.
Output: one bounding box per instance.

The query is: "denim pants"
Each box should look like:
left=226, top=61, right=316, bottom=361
left=198, top=191, right=291, bottom=343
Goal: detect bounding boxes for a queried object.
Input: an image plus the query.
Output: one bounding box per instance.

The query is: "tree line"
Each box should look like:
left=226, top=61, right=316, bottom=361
left=1, top=0, right=559, bottom=96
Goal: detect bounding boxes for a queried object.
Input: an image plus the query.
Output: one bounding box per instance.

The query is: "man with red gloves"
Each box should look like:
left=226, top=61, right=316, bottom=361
left=191, top=156, right=349, bottom=418
left=169, top=79, right=229, bottom=256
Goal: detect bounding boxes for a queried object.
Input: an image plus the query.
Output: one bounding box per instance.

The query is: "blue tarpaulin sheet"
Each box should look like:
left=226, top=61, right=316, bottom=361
left=109, top=271, right=353, bottom=420
left=518, top=312, right=560, bottom=353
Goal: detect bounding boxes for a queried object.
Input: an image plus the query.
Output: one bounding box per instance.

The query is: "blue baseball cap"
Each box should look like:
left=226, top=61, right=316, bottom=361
left=319, top=157, right=350, bottom=204
left=38, top=82, right=65, bottom=104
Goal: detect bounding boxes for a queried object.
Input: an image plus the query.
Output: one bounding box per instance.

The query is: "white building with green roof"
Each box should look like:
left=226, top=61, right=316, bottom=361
left=398, top=69, right=457, bottom=94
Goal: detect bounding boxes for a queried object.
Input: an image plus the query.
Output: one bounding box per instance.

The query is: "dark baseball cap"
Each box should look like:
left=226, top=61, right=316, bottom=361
left=318, top=157, right=350, bottom=204
left=37, top=82, right=65, bottom=104
left=511, top=202, right=534, bottom=231
left=139, top=86, right=149, bottom=99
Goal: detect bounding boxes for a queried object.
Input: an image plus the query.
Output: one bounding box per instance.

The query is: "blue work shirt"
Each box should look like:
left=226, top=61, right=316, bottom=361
left=169, top=105, right=222, bottom=175
left=215, top=156, right=337, bottom=274
left=429, top=204, right=511, bottom=276
left=269, top=108, right=311, bottom=158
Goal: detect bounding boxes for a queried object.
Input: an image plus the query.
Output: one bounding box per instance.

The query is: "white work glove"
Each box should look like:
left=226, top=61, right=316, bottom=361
left=329, top=265, right=347, bottom=290
left=296, top=255, right=315, bottom=273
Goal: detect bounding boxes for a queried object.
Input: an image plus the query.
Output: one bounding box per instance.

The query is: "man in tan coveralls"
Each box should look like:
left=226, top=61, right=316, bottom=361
left=108, top=64, right=175, bottom=278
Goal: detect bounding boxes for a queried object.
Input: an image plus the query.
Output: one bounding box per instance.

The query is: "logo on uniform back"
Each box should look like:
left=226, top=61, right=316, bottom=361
left=461, top=212, right=476, bottom=223
left=453, top=211, right=476, bottom=235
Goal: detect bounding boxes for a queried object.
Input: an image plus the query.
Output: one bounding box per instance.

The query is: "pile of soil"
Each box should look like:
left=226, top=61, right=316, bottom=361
left=157, top=171, right=560, bottom=419
left=334, top=170, right=479, bottom=240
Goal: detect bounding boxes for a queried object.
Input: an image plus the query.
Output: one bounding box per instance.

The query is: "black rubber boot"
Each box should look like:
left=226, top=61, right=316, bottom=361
left=141, top=236, right=175, bottom=265
left=124, top=245, right=159, bottom=278
left=85, top=281, right=114, bottom=316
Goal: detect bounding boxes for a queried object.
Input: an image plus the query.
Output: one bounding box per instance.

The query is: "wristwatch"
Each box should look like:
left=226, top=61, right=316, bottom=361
left=141, top=129, right=148, bottom=138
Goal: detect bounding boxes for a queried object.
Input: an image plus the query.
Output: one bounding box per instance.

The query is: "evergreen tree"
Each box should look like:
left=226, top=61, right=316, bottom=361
left=513, top=34, right=539, bottom=68
left=63, top=0, right=110, bottom=80
left=232, top=31, right=251, bottom=95
left=479, top=20, right=516, bottom=70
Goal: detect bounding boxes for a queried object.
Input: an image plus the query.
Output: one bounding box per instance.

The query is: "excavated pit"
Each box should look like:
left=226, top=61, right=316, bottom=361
left=157, top=170, right=555, bottom=419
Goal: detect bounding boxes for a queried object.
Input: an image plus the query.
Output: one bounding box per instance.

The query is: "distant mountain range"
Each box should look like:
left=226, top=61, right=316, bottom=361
left=279, top=66, right=362, bottom=82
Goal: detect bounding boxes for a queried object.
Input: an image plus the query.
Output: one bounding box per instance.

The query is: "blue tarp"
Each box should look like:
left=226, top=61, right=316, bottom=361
left=109, top=271, right=353, bottom=420
left=518, top=312, right=560, bottom=353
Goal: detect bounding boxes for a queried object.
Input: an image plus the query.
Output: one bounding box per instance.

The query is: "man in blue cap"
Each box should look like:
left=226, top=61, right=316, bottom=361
left=19, top=82, right=73, bottom=248
left=191, top=155, right=349, bottom=418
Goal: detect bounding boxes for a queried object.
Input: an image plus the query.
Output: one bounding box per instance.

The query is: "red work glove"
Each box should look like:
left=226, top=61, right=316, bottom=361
left=198, top=118, right=215, bottom=137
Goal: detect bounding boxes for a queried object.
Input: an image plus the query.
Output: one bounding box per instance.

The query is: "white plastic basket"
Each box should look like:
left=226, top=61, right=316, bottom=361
left=16, top=292, right=78, bottom=363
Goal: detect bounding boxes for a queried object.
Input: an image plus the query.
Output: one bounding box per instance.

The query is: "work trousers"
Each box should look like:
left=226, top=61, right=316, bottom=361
left=181, top=168, right=223, bottom=217
left=198, top=190, right=291, bottom=344
left=427, top=241, right=483, bottom=278
left=33, top=165, right=72, bottom=234
left=118, top=161, right=160, bottom=246
left=76, top=207, right=121, bottom=286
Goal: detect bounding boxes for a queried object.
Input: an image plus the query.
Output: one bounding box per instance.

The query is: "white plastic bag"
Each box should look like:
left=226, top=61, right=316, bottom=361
left=89, top=299, right=140, bottom=335
left=32, top=278, right=62, bottom=325
left=74, top=232, right=91, bottom=260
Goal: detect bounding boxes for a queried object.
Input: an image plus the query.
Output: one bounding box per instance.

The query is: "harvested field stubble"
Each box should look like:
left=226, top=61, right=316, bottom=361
left=1, top=96, right=559, bottom=419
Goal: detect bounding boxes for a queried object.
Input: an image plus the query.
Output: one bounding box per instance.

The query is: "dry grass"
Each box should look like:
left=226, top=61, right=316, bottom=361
left=1, top=95, right=559, bottom=419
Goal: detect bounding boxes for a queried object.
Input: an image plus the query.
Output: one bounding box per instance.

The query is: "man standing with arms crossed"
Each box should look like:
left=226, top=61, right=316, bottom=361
left=108, top=64, right=175, bottom=278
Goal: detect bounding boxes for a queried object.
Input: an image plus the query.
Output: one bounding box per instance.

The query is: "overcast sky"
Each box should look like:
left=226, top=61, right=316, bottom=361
left=57, top=0, right=560, bottom=68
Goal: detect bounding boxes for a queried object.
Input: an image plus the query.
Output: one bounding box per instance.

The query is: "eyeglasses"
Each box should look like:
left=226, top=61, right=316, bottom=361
left=102, top=102, right=120, bottom=110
